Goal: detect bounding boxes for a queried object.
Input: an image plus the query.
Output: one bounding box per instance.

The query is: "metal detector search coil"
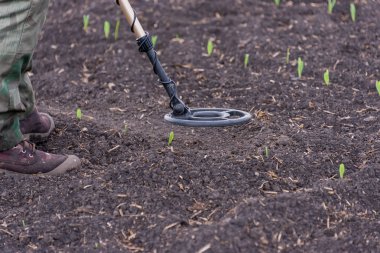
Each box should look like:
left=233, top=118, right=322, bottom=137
left=117, top=0, right=252, bottom=127
left=165, top=108, right=252, bottom=127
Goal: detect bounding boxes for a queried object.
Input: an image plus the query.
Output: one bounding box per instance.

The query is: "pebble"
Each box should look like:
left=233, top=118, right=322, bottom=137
left=363, top=116, right=376, bottom=122
left=276, top=135, right=291, bottom=146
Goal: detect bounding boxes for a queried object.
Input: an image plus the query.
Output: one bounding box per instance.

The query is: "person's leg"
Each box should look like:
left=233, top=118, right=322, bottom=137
left=0, top=0, right=49, bottom=150
left=0, top=0, right=80, bottom=174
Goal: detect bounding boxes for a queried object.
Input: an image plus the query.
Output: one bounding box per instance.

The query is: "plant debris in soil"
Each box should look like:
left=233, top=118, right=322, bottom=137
left=1, top=0, right=379, bottom=252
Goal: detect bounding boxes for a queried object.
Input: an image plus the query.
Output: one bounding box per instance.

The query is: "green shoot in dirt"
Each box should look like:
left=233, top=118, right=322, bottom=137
left=327, top=0, right=337, bottom=15
left=297, top=57, right=304, bottom=78
left=151, top=35, right=158, bottom=48
left=168, top=131, right=174, bottom=146
left=114, top=19, right=120, bottom=40
left=264, top=147, right=270, bottom=158
left=286, top=48, right=290, bottom=64
left=274, top=0, right=281, bottom=7
left=339, top=163, right=345, bottom=179
left=350, top=3, right=356, bottom=22
left=244, top=54, right=250, bottom=68
left=104, top=21, right=111, bottom=39
left=76, top=108, right=82, bottom=120
left=207, top=39, right=214, bottom=56
left=83, top=15, right=90, bottom=33
left=376, top=80, right=380, bottom=96
left=324, top=69, right=330, bottom=86
left=123, top=123, right=128, bottom=135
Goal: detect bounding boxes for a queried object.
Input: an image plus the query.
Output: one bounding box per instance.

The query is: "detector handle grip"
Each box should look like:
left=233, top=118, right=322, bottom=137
left=117, top=0, right=146, bottom=39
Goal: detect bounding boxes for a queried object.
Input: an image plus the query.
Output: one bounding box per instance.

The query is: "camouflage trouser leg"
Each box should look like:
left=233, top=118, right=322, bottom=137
left=0, top=0, right=49, bottom=151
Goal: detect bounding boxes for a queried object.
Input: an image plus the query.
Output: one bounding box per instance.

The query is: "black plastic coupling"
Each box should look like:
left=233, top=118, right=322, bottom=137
left=137, top=34, right=153, bottom=53
left=172, top=102, right=187, bottom=116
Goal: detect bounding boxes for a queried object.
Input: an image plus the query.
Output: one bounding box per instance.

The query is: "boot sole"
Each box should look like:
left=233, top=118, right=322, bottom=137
left=0, top=155, right=80, bottom=176
left=23, top=113, right=55, bottom=140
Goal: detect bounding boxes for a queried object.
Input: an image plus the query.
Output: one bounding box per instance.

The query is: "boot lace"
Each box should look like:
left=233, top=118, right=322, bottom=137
left=20, top=140, right=36, bottom=157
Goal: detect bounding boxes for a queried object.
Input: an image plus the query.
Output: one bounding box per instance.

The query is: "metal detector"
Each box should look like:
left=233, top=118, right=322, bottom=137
left=116, top=0, right=251, bottom=127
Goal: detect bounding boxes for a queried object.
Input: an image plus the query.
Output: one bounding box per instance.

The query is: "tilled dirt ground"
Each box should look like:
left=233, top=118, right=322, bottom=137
left=1, top=0, right=379, bottom=252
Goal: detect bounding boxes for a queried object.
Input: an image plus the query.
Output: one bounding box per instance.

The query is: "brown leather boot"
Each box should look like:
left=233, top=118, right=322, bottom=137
left=0, top=141, right=80, bottom=175
left=20, top=108, right=55, bottom=139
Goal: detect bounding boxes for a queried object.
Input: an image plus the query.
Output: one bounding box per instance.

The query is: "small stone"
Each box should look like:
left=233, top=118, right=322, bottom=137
left=363, top=116, right=375, bottom=122
left=276, top=135, right=291, bottom=146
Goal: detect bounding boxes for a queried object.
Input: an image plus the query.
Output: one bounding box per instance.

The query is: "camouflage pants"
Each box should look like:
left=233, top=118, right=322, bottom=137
left=0, top=0, right=49, bottom=151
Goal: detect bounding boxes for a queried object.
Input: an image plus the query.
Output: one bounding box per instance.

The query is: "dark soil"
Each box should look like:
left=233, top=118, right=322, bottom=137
left=1, top=0, right=379, bottom=252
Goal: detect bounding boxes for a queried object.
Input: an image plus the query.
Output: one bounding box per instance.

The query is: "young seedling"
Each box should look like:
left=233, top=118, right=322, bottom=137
left=244, top=54, right=250, bottom=68
left=123, top=123, right=128, bottom=135
left=324, top=69, right=330, bottom=85
left=264, top=147, right=270, bottom=158
left=104, top=21, right=111, bottom=39
left=168, top=131, right=174, bottom=146
left=151, top=35, right=158, bottom=48
left=297, top=57, right=304, bottom=78
left=76, top=108, right=82, bottom=120
left=339, top=163, right=345, bottom=179
left=350, top=3, right=356, bottom=22
left=83, top=15, right=90, bottom=33
left=114, top=19, right=120, bottom=40
left=207, top=39, right=214, bottom=56
left=274, top=0, right=281, bottom=7
left=376, top=80, right=380, bottom=96
left=327, top=0, right=337, bottom=15
left=286, top=48, right=290, bottom=64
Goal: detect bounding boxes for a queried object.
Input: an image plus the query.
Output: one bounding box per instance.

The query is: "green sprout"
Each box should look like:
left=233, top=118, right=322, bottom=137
left=76, top=108, right=82, bottom=120
left=151, top=35, right=158, bottom=48
left=339, top=163, right=346, bottom=179
left=123, top=123, right=128, bottom=135
left=114, top=19, right=120, bottom=40
left=297, top=57, right=304, bottom=78
left=350, top=3, right=356, bottom=22
left=376, top=80, right=380, bottom=96
left=104, top=21, right=111, bottom=39
left=168, top=131, right=174, bottom=146
left=264, top=147, right=270, bottom=158
left=324, top=69, right=330, bottom=86
left=83, top=15, right=90, bottom=33
left=286, top=48, right=290, bottom=64
left=327, top=0, right=337, bottom=15
left=274, top=0, right=281, bottom=7
left=207, top=39, right=214, bottom=56
left=244, top=54, right=250, bottom=68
